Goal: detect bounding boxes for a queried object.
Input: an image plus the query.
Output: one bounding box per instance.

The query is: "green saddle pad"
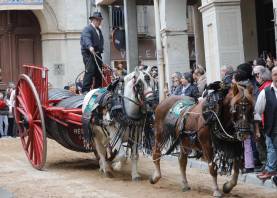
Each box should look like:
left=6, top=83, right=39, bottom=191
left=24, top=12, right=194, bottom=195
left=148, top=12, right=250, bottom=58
left=170, top=97, right=195, bottom=117
left=84, top=88, right=107, bottom=114
left=164, top=97, right=195, bottom=136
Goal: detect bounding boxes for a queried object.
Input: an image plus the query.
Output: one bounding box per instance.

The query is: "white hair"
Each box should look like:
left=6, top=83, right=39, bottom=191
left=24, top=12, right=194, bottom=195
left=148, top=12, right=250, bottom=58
left=253, top=66, right=271, bottom=81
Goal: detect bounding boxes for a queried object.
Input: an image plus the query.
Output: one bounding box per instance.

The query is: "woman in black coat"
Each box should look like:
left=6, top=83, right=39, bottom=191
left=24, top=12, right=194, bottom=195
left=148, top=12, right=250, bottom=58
left=174, top=72, right=199, bottom=100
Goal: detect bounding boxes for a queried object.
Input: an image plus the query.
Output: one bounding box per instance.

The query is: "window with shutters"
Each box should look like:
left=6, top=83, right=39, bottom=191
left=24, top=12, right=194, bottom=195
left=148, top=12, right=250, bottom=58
left=112, top=6, right=124, bottom=28
left=111, top=5, right=149, bottom=35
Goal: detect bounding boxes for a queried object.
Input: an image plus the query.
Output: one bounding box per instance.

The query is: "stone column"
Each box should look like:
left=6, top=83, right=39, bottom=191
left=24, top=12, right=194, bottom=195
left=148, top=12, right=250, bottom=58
left=200, top=0, right=245, bottom=83
left=123, top=0, right=139, bottom=73
left=241, top=0, right=258, bottom=62
left=273, top=0, right=277, bottom=58
left=159, top=0, right=190, bottom=86
left=99, top=5, right=111, bottom=66
left=192, top=1, right=205, bottom=67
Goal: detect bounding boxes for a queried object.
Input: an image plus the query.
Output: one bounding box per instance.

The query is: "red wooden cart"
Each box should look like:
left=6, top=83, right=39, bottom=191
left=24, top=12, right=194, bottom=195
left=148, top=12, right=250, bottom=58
left=15, top=65, right=112, bottom=170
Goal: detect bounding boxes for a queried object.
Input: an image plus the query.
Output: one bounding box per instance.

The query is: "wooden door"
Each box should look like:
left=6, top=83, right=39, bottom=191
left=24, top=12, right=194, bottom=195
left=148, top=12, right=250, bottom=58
left=0, top=10, right=42, bottom=89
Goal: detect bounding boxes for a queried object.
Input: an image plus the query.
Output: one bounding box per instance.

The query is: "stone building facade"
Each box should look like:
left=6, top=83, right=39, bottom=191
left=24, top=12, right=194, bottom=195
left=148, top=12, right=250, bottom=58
left=1, top=0, right=196, bottom=88
left=0, top=0, right=90, bottom=88
left=1, top=0, right=277, bottom=90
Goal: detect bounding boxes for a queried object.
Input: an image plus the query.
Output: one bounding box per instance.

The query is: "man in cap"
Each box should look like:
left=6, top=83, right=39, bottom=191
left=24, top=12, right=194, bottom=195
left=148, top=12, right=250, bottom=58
left=80, top=12, right=104, bottom=94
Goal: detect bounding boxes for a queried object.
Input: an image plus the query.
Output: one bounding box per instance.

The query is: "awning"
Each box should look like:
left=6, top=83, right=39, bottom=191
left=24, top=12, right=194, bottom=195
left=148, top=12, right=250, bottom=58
left=95, top=0, right=116, bottom=5
left=0, top=0, right=43, bottom=10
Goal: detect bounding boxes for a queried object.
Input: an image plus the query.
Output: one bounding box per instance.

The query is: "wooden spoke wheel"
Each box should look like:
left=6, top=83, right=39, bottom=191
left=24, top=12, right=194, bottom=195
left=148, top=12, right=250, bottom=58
left=15, top=74, right=47, bottom=170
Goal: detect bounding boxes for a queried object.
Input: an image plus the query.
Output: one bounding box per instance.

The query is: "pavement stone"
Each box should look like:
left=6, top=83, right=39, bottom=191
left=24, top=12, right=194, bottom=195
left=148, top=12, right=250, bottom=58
left=187, top=159, right=277, bottom=189
left=164, top=155, right=277, bottom=189
left=0, top=187, right=13, bottom=198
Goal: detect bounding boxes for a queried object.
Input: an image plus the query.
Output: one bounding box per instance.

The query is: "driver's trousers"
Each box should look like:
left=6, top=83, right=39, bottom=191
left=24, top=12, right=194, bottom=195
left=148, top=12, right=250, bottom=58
left=81, top=52, right=102, bottom=93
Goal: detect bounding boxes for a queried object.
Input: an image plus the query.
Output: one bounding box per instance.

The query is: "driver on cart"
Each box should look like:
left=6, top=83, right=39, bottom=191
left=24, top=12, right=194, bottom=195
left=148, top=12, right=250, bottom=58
left=80, top=12, right=104, bottom=94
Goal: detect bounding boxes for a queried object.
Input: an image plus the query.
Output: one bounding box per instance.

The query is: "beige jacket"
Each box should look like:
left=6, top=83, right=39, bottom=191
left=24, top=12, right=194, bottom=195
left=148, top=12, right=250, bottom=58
left=197, top=75, right=207, bottom=94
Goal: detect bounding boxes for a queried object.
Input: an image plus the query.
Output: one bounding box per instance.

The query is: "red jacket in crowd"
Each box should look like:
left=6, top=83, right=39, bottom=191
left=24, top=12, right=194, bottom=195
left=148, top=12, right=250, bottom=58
left=0, top=99, right=6, bottom=109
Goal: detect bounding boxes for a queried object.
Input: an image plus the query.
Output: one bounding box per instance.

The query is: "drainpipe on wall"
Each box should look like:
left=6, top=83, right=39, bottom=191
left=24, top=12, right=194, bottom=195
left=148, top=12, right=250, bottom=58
left=154, top=0, right=165, bottom=101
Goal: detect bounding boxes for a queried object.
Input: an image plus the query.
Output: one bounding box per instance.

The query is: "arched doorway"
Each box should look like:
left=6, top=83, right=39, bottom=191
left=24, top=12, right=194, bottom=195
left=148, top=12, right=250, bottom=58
left=0, top=10, right=42, bottom=89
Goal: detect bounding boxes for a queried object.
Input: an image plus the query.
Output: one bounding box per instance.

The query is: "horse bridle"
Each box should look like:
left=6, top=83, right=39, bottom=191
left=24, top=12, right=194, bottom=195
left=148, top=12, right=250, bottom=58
left=132, top=74, right=154, bottom=107
left=117, top=76, right=154, bottom=109
left=204, top=87, right=250, bottom=141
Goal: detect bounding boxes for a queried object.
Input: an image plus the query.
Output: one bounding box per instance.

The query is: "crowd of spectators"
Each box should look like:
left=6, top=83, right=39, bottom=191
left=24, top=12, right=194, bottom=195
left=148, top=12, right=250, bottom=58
left=0, top=82, right=16, bottom=138
left=166, top=53, right=277, bottom=186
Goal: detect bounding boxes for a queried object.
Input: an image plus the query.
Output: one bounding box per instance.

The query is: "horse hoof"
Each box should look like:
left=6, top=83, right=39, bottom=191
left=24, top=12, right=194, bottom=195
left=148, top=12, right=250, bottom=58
left=112, top=162, right=122, bottom=171
left=149, top=176, right=155, bottom=184
left=223, top=182, right=232, bottom=194
left=182, top=186, right=191, bottom=192
left=99, top=168, right=104, bottom=174
left=213, top=190, right=222, bottom=198
left=132, top=176, right=141, bottom=182
left=149, top=175, right=160, bottom=184
left=104, top=171, right=114, bottom=178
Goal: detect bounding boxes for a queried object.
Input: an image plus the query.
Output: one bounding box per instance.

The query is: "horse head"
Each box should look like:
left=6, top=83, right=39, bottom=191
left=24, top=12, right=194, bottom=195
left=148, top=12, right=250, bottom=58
left=203, top=80, right=253, bottom=142
left=133, top=67, right=155, bottom=105
left=123, top=67, right=155, bottom=119
left=229, top=81, right=254, bottom=141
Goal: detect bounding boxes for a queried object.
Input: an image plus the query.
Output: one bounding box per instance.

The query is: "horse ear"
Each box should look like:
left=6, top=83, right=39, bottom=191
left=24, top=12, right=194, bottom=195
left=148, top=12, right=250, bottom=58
left=134, top=67, right=140, bottom=79
left=145, top=66, right=151, bottom=74
left=232, top=83, right=239, bottom=96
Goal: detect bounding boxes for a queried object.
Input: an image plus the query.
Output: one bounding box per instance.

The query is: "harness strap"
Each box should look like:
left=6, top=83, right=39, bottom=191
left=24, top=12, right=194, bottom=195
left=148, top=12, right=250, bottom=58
left=164, top=104, right=198, bottom=155
left=118, top=94, right=142, bottom=106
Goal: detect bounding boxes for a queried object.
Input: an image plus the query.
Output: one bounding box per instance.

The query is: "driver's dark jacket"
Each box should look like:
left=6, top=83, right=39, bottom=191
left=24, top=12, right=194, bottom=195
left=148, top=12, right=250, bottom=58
left=80, top=24, right=104, bottom=54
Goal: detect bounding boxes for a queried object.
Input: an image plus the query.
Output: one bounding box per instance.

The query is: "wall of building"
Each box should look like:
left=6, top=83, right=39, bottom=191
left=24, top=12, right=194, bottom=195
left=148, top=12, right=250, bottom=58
left=33, top=0, right=88, bottom=88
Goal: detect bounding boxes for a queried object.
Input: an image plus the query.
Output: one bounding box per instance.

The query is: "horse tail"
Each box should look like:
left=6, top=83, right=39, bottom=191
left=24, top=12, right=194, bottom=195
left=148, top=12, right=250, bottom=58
left=157, top=119, right=178, bottom=154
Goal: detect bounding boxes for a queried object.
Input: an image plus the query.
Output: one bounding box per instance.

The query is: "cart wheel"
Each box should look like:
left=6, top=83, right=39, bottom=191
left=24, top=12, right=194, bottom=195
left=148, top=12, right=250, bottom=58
left=15, top=74, right=47, bottom=170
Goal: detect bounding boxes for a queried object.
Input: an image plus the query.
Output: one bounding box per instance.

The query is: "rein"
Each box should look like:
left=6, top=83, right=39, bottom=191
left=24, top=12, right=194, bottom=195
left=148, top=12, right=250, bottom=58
left=182, top=110, right=235, bottom=139
left=163, top=108, right=235, bottom=156
left=92, top=52, right=118, bottom=83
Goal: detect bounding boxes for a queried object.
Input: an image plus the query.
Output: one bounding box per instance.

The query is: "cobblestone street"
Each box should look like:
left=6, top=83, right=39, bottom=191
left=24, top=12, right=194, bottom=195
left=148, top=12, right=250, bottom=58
left=0, top=138, right=276, bottom=198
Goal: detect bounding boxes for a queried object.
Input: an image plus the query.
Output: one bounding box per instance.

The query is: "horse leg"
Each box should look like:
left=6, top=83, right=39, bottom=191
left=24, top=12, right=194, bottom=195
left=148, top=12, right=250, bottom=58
left=113, top=141, right=127, bottom=171
left=223, top=159, right=240, bottom=194
left=179, top=143, right=191, bottom=192
left=201, top=142, right=222, bottom=197
left=131, top=130, right=141, bottom=181
left=209, top=162, right=221, bottom=198
left=149, top=123, right=162, bottom=184
left=93, top=126, right=113, bottom=178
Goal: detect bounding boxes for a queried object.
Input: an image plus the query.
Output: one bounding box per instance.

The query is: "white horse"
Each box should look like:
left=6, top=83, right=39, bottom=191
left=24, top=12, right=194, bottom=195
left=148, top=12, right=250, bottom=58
left=83, top=68, right=155, bottom=180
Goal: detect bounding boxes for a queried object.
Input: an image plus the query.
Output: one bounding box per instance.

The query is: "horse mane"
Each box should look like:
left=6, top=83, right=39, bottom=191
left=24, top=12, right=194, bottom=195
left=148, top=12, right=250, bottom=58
left=210, top=84, right=254, bottom=161
left=124, top=71, right=136, bottom=83
left=124, top=69, right=149, bottom=81
left=212, top=94, right=244, bottom=160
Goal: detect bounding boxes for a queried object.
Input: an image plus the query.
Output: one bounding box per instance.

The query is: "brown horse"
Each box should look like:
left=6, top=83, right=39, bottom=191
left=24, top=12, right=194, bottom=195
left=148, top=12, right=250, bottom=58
left=149, top=82, right=254, bottom=197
